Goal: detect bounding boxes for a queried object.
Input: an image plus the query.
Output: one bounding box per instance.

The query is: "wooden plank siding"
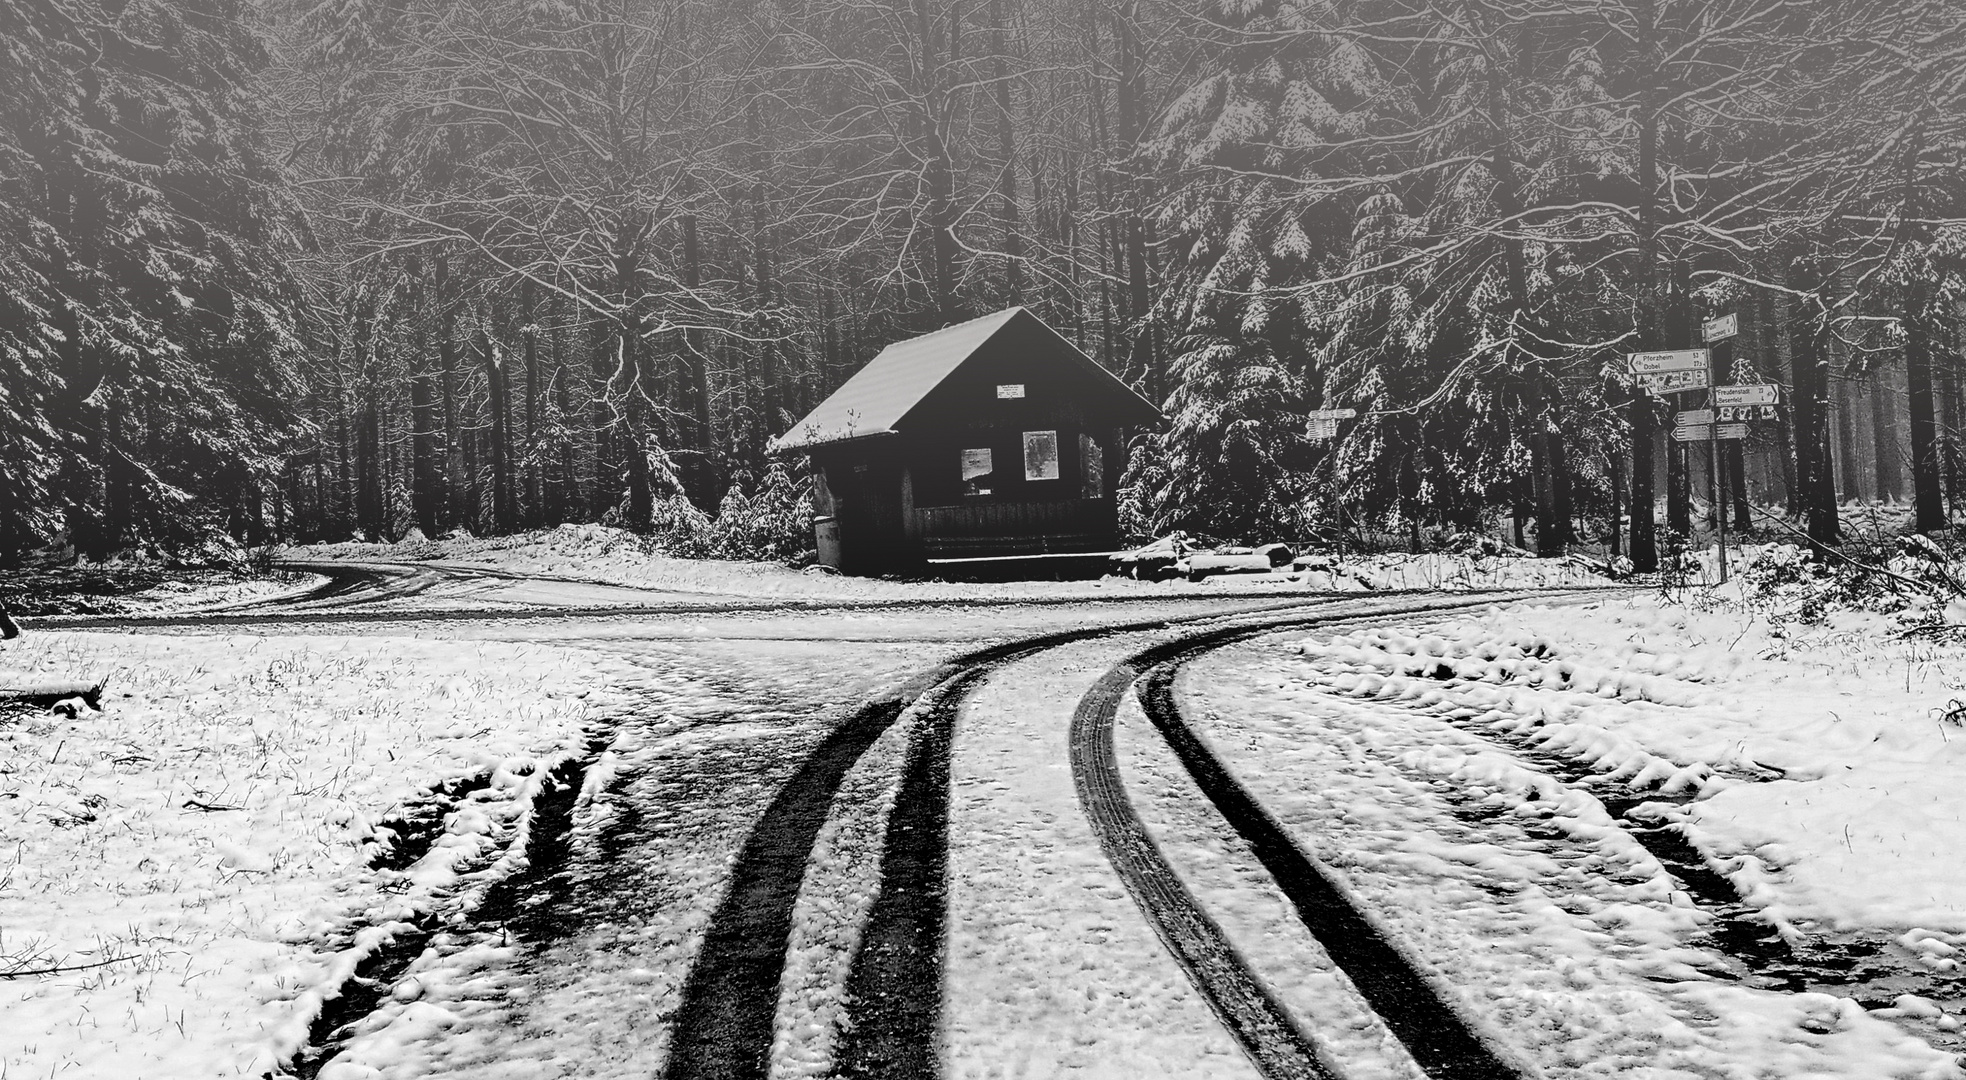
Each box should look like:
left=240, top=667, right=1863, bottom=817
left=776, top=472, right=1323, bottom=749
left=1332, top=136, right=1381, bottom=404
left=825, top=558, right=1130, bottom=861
left=914, top=498, right=1116, bottom=558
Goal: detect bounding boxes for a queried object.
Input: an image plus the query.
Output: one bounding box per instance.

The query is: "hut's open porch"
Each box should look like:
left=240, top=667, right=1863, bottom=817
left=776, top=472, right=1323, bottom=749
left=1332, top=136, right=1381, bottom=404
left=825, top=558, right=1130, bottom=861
left=908, top=497, right=1117, bottom=560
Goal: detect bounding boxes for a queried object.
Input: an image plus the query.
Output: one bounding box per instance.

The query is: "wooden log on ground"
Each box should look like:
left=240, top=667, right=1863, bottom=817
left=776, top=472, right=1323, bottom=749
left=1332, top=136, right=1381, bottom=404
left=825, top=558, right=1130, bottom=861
left=0, top=679, right=104, bottom=711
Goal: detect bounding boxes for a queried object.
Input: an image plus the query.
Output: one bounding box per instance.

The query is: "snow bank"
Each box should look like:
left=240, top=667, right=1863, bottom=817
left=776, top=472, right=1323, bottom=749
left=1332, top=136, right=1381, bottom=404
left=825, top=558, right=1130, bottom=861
left=1290, top=552, right=1615, bottom=593
left=290, top=525, right=1315, bottom=602
left=290, top=524, right=1620, bottom=606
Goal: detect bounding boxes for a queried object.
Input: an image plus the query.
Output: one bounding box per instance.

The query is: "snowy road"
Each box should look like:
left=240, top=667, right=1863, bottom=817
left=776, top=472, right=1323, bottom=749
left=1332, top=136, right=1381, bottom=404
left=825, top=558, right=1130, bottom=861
left=18, top=566, right=1964, bottom=1079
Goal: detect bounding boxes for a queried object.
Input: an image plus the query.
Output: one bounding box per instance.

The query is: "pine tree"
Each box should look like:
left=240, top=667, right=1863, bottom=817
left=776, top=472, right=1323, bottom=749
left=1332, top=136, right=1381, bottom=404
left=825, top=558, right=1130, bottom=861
left=1, top=0, right=305, bottom=560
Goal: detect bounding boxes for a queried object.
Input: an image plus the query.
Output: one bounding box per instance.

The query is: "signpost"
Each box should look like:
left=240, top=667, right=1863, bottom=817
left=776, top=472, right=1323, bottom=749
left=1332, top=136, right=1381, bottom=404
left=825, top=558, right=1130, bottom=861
left=1636, top=369, right=1709, bottom=394
left=1631, top=343, right=1780, bottom=581
left=1714, top=383, right=1778, bottom=407
left=1702, top=313, right=1739, bottom=343
left=1630, top=350, right=1711, bottom=393
left=1306, top=409, right=1358, bottom=555
left=1630, top=349, right=1710, bottom=373
left=1675, top=419, right=1753, bottom=440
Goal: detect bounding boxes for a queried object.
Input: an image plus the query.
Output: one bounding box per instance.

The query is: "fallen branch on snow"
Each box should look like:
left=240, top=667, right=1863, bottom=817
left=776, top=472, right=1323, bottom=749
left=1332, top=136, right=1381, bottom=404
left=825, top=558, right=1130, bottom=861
left=0, top=954, right=136, bottom=979
left=182, top=798, right=245, bottom=812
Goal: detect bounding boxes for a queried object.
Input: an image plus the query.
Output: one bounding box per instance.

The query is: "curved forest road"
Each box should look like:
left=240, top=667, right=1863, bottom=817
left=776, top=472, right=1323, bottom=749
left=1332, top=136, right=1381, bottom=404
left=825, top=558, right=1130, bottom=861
left=33, top=567, right=1640, bottom=1078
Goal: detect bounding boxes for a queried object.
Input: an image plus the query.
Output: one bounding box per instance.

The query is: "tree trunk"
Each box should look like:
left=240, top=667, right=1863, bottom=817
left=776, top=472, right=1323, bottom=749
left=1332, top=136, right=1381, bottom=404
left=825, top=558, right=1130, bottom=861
left=1766, top=281, right=1802, bottom=516
left=991, top=0, right=1023, bottom=304
left=910, top=0, right=961, bottom=325
left=681, top=214, right=717, bottom=506
left=1480, top=54, right=1567, bottom=555
left=358, top=394, right=383, bottom=539
left=1940, top=312, right=1963, bottom=525
left=1870, top=363, right=1903, bottom=503
left=1112, top=0, right=1156, bottom=399
left=409, top=271, right=440, bottom=538
left=555, top=305, right=579, bottom=524
left=1903, top=127, right=1945, bottom=532
left=1790, top=258, right=1839, bottom=544
left=1665, top=261, right=1691, bottom=537
left=1726, top=440, right=1750, bottom=531
left=484, top=328, right=512, bottom=534
left=1627, top=8, right=1661, bottom=572
left=436, top=259, right=465, bottom=533
left=1608, top=445, right=1624, bottom=557
left=524, top=281, right=541, bottom=528
left=590, top=315, right=617, bottom=520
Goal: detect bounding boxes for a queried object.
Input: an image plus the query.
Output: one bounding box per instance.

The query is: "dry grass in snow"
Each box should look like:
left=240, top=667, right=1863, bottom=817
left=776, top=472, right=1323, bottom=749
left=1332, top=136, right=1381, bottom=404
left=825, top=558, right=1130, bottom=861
left=0, top=630, right=602, bottom=1079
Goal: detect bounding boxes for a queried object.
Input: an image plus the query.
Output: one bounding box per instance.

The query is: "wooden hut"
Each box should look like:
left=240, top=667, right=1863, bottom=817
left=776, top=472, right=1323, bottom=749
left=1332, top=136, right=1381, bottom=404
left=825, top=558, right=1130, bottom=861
left=769, top=307, right=1163, bottom=575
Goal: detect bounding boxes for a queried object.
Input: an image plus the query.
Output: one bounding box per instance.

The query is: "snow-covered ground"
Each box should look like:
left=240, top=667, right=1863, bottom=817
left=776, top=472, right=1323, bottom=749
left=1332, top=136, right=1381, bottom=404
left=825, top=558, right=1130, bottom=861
left=11, top=565, right=1961, bottom=1079
left=115, top=572, right=329, bottom=614
left=285, top=522, right=1614, bottom=606
left=3, top=568, right=325, bottom=617
left=0, top=629, right=609, bottom=1078
left=1179, top=590, right=1966, bottom=1077
left=944, top=635, right=1263, bottom=1079
left=268, top=626, right=950, bottom=1080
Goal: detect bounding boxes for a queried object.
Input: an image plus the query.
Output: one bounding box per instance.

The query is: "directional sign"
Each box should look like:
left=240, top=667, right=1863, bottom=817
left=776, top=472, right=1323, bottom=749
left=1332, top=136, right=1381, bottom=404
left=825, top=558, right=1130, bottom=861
left=1677, top=408, right=1715, bottom=427
left=1672, top=422, right=1748, bottom=443
left=1629, top=349, right=1710, bottom=374
left=1714, top=383, right=1779, bottom=407
left=1637, top=369, right=1710, bottom=394
left=1306, top=408, right=1357, bottom=421
left=1307, top=419, right=1341, bottom=441
left=1702, top=313, right=1739, bottom=343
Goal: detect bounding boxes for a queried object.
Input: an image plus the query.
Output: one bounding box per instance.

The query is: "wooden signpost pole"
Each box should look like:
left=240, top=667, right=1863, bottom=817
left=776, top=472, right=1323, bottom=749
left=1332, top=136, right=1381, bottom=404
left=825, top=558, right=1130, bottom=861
left=1307, top=409, right=1357, bottom=558
left=1703, top=313, right=1738, bottom=585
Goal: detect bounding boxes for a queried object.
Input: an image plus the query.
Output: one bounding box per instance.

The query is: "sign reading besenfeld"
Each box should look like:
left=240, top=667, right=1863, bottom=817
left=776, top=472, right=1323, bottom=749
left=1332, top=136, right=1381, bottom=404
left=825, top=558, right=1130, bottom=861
left=1714, top=383, right=1779, bottom=407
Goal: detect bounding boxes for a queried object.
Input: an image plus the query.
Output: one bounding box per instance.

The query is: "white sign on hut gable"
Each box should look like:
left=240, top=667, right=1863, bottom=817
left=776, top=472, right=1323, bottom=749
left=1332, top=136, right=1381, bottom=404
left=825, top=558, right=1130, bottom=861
left=996, top=383, right=1026, bottom=399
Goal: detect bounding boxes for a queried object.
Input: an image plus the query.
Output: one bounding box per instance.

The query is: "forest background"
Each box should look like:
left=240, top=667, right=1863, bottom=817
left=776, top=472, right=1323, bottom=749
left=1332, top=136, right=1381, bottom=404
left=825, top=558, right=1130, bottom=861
left=3, top=0, right=1964, bottom=573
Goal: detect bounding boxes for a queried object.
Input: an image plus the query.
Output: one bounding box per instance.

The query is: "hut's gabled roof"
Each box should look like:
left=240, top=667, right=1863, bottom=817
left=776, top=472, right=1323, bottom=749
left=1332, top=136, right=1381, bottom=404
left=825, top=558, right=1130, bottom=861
left=769, top=306, right=1160, bottom=453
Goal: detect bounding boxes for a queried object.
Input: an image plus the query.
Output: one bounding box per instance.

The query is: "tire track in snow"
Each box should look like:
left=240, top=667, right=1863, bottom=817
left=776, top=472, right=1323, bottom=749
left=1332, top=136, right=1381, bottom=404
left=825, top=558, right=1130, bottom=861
left=290, top=726, right=617, bottom=1079
left=1071, top=597, right=1557, bottom=1080
left=829, top=669, right=974, bottom=1080
left=1288, top=637, right=1966, bottom=1061
left=660, top=596, right=1361, bottom=1080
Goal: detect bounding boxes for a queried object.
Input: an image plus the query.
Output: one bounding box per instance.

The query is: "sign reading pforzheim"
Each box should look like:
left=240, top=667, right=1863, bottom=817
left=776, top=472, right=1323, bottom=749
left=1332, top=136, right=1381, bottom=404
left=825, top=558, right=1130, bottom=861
left=1630, top=349, right=1711, bottom=394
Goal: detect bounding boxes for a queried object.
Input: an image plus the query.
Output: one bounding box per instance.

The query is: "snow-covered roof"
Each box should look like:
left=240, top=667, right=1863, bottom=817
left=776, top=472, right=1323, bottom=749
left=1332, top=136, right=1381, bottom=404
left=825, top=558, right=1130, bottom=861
left=770, top=306, right=1159, bottom=453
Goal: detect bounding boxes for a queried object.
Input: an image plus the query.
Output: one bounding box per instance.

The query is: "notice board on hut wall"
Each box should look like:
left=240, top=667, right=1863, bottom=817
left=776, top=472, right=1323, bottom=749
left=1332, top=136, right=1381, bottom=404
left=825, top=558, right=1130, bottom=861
left=1022, top=430, right=1059, bottom=480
